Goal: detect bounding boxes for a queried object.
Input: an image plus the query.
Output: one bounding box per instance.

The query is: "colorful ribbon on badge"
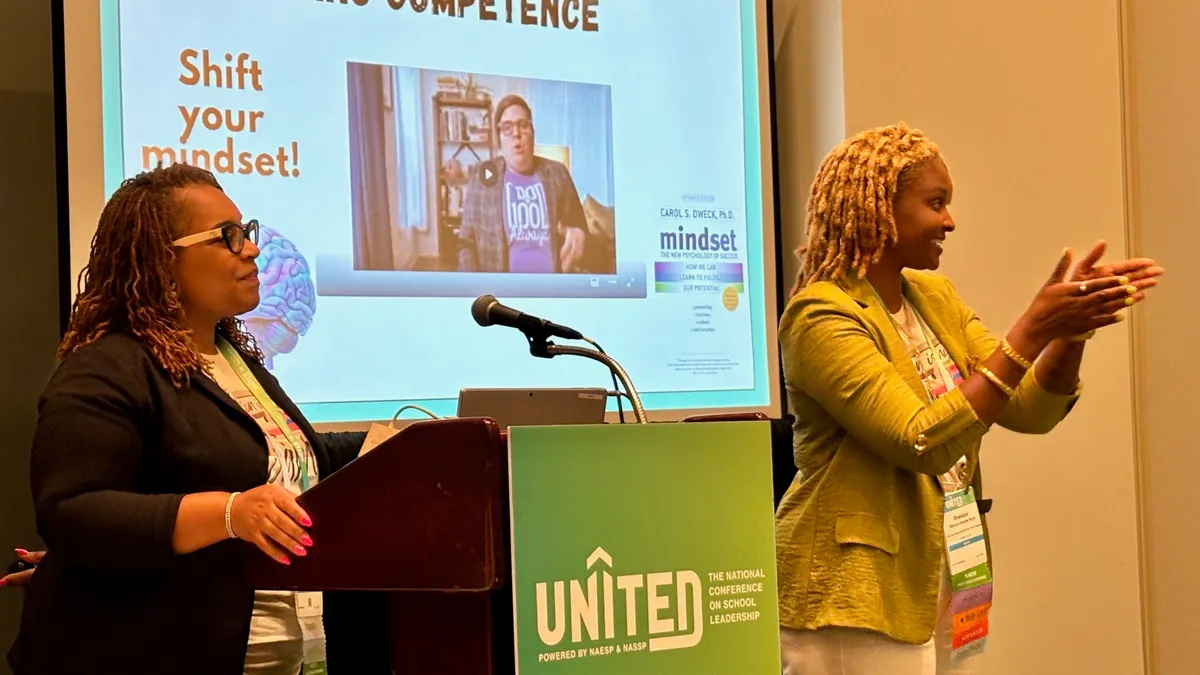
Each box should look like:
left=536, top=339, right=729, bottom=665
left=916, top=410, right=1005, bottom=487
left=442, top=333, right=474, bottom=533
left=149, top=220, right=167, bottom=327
left=944, top=487, right=992, bottom=660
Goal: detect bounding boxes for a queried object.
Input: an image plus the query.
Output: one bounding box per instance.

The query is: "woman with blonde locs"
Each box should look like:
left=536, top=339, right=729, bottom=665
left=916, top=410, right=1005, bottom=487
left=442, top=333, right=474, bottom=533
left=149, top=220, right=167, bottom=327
left=774, top=123, right=1162, bottom=673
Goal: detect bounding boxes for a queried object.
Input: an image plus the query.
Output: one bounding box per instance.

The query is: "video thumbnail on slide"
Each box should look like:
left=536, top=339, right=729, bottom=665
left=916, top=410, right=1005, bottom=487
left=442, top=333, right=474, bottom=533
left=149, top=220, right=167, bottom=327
left=345, top=63, right=616, bottom=279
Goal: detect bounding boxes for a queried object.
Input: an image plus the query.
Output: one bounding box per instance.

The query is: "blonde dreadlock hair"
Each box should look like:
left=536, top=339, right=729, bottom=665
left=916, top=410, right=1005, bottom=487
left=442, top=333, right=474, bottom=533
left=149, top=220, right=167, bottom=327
left=793, top=123, right=942, bottom=294
left=60, top=163, right=263, bottom=387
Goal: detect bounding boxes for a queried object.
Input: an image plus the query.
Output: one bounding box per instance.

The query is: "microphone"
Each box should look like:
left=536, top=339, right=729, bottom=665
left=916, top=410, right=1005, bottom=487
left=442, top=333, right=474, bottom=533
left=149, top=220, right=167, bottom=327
left=470, top=294, right=647, bottom=422
left=471, top=294, right=584, bottom=341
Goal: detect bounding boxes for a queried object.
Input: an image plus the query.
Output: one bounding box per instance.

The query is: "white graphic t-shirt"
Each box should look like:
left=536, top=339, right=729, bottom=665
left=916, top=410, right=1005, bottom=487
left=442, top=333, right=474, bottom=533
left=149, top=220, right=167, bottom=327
left=892, top=299, right=964, bottom=401
left=204, top=352, right=320, bottom=675
left=891, top=299, right=971, bottom=488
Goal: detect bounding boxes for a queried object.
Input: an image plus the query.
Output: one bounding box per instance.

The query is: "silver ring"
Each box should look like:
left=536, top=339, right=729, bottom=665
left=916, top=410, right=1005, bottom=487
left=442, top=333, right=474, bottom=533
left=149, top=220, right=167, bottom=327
left=1079, top=283, right=1089, bottom=294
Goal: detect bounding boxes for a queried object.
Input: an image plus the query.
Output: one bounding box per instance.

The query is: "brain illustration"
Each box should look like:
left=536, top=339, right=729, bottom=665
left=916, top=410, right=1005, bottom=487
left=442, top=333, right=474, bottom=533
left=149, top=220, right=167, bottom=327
left=240, top=227, right=317, bottom=370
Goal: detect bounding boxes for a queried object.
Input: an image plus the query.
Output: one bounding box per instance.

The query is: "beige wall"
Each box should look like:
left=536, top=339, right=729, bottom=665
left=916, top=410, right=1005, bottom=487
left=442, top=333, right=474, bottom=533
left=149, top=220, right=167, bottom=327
left=1122, top=2, right=1200, bottom=673
left=774, top=1, right=1147, bottom=672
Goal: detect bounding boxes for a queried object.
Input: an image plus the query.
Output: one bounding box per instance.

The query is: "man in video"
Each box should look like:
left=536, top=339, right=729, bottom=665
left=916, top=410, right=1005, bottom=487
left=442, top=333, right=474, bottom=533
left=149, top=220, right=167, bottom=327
left=458, top=94, right=588, bottom=273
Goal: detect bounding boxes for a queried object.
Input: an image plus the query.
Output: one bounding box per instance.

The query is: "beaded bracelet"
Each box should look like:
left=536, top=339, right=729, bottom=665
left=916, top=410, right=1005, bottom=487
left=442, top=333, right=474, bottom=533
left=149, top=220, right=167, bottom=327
left=224, top=492, right=241, bottom=540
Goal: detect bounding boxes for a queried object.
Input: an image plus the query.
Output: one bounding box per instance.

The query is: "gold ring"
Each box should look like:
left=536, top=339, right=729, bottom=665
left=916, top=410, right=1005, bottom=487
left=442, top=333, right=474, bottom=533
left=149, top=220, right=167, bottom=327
left=1079, top=283, right=1089, bottom=294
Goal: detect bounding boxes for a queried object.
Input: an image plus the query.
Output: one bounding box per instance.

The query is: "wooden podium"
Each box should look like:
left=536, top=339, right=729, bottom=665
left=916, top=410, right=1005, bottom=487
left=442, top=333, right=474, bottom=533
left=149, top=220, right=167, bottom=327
left=244, top=412, right=767, bottom=674
left=245, top=416, right=509, bottom=673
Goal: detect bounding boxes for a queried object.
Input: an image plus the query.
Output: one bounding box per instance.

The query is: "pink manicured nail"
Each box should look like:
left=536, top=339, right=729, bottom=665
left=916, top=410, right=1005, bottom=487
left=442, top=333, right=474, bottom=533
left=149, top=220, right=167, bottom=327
left=278, top=555, right=291, bottom=565
left=0, top=579, right=7, bottom=588
left=294, top=546, right=307, bottom=557
left=14, top=549, right=28, bottom=557
left=300, top=536, right=313, bottom=547
left=300, top=516, right=313, bottom=527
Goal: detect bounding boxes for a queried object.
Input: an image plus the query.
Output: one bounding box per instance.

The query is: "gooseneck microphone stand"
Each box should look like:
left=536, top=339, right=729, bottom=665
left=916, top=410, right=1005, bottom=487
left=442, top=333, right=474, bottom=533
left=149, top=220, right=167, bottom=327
left=517, top=321, right=648, bottom=424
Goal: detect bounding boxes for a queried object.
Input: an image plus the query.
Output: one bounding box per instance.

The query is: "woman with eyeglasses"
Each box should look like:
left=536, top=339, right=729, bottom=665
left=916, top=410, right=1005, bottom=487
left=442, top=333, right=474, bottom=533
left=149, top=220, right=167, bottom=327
left=8, top=164, right=384, bottom=675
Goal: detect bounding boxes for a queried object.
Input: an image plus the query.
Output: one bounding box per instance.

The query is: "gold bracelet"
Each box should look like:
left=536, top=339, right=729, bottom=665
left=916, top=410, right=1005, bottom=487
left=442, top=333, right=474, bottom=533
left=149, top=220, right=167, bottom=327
left=977, top=365, right=1017, bottom=397
left=1068, top=330, right=1096, bottom=343
left=998, top=338, right=1034, bottom=370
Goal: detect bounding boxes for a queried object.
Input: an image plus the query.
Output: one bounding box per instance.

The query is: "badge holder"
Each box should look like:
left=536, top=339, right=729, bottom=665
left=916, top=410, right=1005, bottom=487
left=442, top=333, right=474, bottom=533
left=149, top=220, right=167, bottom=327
left=941, top=468, right=992, bottom=662
left=297, top=591, right=326, bottom=674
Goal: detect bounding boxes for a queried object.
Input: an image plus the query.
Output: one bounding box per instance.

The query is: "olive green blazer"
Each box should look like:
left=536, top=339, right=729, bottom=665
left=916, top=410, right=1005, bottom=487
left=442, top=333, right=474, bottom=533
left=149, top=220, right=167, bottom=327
left=775, top=270, right=1079, bottom=644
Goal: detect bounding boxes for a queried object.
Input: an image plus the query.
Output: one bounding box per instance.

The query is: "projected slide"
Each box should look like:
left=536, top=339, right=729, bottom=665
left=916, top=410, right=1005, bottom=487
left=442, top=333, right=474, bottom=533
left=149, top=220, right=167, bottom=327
left=92, top=0, right=774, bottom=422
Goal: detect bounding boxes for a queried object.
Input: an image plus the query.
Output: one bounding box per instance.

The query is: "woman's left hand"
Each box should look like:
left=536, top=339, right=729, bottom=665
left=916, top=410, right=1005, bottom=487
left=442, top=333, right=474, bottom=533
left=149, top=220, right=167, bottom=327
left=1071, top=240, right=1164, bottom=294
left=0, top=549, right=44, bottom=588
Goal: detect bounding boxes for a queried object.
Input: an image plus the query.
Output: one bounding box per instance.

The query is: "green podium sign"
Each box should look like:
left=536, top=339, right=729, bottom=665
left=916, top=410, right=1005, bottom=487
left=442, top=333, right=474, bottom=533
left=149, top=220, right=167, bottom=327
left=508, top=422, right=780, bottom=673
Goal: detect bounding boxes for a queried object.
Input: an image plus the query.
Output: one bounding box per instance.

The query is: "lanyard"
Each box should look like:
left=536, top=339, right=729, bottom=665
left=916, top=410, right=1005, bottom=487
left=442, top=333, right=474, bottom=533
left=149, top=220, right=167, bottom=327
left=869, top=286, right=937, bottom=400
left=216, top=337, right=310, bottom=492
left=870, top=286, right=990, bottom=662
left=868, top=286, right=968, bottom=491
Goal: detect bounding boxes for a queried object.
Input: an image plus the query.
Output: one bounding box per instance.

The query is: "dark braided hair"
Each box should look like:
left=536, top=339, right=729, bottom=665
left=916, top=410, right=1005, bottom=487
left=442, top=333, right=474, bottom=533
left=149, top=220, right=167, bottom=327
left=61, top=163, right=262, bottom=386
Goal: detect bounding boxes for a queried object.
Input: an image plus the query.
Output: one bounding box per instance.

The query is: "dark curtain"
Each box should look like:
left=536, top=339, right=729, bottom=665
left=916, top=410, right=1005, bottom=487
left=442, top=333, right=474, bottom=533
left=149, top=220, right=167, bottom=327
left=347, top=62, right=395, bottom=270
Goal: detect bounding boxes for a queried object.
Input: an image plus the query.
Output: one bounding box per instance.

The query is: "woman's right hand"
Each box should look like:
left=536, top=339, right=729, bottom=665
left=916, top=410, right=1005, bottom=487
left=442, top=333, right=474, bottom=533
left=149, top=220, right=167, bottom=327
left=0, top=549, right=44, bottom=588
left=228, top=485, right=313, bottom=565
left=1017, top=249, right=1140, bottom=347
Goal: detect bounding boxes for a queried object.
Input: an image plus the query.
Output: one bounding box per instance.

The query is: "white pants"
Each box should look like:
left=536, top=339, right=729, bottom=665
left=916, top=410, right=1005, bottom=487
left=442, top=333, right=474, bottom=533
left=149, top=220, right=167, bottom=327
left=780, top=567, right=985, bottom=675
left=243, top=639, right=302, bottom=675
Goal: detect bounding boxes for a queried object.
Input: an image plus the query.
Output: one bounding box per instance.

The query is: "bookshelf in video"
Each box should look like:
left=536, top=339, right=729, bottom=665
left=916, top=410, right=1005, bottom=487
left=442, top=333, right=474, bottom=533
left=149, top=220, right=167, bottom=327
left=434, top=80, right=495, bottom=271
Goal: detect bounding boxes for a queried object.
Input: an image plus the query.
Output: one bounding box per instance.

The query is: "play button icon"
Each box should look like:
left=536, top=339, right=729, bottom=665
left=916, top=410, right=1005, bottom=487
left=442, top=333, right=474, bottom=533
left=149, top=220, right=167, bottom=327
left=479, top=160, right=499, bottom=187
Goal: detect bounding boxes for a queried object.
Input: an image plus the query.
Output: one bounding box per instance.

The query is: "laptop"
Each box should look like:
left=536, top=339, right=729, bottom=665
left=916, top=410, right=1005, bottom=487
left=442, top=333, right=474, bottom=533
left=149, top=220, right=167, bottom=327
left=456, top=387, right=609, bottom=428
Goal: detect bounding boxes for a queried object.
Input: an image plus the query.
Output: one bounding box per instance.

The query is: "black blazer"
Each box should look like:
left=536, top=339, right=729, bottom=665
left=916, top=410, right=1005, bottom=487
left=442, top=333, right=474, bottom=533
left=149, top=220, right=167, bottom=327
left=8, top=333, right=388, bottom=674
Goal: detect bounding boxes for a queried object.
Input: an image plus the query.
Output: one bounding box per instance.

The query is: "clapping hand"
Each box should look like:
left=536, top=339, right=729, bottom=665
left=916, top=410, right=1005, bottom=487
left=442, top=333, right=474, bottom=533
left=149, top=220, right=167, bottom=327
left=1016, top=242, right=1163, bottom=349
left=1070, top=240, right=1163, bottom=302
left=1020, top=250, right=1141, bottom=344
